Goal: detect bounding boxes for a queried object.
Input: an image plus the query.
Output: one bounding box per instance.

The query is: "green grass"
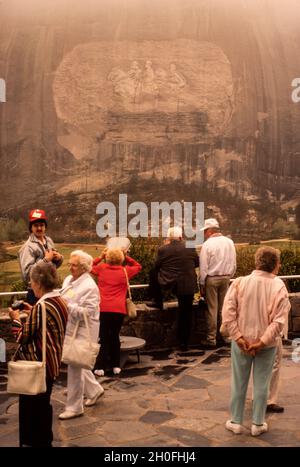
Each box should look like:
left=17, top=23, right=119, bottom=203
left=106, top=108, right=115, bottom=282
left=1, top=240, right=299, bottom=294
left=0, top=243, right=104, bottom=292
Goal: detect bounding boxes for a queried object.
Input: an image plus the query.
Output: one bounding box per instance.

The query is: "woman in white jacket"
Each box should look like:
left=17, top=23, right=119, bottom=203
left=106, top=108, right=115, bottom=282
left=59, top=250, right=104, bottom=420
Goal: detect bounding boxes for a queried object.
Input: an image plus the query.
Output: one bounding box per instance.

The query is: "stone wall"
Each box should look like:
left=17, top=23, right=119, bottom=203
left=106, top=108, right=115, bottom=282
left=122, top=302, right=207, bottom=350
left=123, top=293, right=300, bottom=348
left=289, top=294, right=300, bottom=336
left=1, top=293, right=300, bottom=356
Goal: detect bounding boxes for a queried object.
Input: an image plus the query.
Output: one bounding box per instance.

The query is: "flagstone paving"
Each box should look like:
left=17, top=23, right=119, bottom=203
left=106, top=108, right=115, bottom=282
left=0, top=344, right=299, bottom=447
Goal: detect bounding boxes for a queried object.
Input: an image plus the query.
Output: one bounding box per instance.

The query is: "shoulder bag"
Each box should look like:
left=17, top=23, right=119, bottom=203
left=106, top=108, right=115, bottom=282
left=7, top=302, right=47, bottom=395
left=123, top=268, right=137, bottom=319
left=62, top=311, right=100, bottom=370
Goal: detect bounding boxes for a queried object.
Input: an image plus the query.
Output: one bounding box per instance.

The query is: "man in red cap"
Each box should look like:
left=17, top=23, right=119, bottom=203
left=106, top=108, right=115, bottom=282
left=18, top=209, right=63, bottom=304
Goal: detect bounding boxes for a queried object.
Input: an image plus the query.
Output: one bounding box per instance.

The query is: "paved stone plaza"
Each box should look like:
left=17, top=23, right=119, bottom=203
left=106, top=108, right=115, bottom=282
left=0, top=344, right=300, bottom=447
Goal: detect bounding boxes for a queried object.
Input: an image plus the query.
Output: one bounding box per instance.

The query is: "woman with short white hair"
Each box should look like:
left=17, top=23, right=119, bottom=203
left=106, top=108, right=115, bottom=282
left=222, top=246, right=290, bottom=436
left=59, top=250, right=104, bottom=420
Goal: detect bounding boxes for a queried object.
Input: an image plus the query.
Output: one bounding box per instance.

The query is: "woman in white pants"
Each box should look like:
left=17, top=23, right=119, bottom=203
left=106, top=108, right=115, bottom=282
left=59, top=250, right=104, bottom=420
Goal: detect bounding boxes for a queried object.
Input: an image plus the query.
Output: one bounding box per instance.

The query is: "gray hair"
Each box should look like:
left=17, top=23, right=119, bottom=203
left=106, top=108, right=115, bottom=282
left=30, top=262, right=59, bottom=291
left=70, top=250, right=93, bottom=272
left=167, top=226, right=183, bottom=239
left=255, top=246, right=280, bottom=273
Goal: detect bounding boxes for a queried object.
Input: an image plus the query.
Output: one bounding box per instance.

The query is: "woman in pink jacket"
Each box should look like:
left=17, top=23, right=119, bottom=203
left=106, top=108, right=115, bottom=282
left=91, top=248, right=141, bottom=376
left=222, top=246, right=290, bottom=437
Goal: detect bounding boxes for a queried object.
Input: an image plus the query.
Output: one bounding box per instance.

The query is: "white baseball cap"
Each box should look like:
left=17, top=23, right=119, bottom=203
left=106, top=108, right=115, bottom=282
left=200, top=218, right=220, bottom=231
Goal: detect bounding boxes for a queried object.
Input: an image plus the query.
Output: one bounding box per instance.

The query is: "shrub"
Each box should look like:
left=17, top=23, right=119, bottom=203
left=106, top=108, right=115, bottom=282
left=0, top=219, right=27, bottom=242
left=127, top=240, right=300, bottom=300
left=128, top=237, right=162, bottom=302
left=236, top=247, right=256, bottom=277
left=271, top=219, right=299, bottom=239
left=10, top=279, right=26, bottom=292
left=279, top=248, right=300, bottom=292
left=236, top=245, right=300, bottom=292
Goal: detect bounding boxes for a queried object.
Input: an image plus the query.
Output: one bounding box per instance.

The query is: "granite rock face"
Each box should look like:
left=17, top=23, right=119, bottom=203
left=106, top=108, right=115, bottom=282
left=0, top=0, right=299, bottom=236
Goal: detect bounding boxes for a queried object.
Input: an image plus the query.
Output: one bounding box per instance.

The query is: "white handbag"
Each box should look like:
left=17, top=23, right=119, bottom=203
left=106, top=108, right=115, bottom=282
left=62, top=312, right=100, bottom=370
left=7, top=302, right=47, bottom=395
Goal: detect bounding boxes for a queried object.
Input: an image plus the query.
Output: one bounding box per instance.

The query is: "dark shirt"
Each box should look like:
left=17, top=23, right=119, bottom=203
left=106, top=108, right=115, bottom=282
left=155, top=240, right=199, bottom=295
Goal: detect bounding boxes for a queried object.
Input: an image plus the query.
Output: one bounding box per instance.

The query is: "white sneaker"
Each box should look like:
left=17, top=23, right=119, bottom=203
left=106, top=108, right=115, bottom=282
left=84, top=387, right=104, bottom=407
left=113, top=367, right=121, bottom=375
left=59, top=410, right=84, bottom=420
left=225, top=420, right=245, bottom=434
left=251, top=422, right=268, bottom=436
left=94, top=369, right=104, bottom=377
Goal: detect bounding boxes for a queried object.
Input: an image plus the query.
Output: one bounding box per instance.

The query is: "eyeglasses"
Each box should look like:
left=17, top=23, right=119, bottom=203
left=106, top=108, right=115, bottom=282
left=67, top=262, right=80, bottom=268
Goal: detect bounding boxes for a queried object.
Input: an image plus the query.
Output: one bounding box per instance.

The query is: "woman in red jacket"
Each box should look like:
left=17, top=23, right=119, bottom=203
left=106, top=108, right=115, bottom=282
left=91, top=248, right=141, bottom=376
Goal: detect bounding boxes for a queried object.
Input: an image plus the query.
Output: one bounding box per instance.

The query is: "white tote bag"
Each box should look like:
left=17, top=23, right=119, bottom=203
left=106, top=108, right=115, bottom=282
left=62, top=312, right=100, bottom=370
left=7, top=302, right=47, bottom=395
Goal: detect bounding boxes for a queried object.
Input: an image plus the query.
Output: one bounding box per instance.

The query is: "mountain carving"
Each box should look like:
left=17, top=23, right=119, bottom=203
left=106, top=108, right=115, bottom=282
left=0, top=0, right=299, bottom=238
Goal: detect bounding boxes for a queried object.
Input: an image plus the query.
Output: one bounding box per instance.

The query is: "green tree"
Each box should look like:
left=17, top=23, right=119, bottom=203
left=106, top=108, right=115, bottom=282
left=271, top=219, right=298, bottom=239
left=296, top=204, right=300, bottom=228
left=0, top=219, right=27, bottom=241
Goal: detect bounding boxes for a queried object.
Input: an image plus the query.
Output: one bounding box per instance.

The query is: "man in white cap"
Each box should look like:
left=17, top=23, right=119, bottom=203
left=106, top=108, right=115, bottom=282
left=199, top=218, right=236, bottom=348
left=147, top=226, right=199, bottom=351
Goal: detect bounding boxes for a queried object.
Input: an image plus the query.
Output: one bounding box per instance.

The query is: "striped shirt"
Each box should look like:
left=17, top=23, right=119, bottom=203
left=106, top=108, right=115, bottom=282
left=11, top=292, right=68, bottom=379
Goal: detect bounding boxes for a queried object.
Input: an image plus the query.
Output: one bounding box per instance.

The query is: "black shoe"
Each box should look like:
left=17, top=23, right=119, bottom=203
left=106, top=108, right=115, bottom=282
left=282, top=339, right=292, bottom=346
left=216, top=338, right=230, bottom=347
left=266, top=404, right=284, bottom=413
left=200, top=342, right=217, bottom=350
left=179, top=344, right=188, bottom=352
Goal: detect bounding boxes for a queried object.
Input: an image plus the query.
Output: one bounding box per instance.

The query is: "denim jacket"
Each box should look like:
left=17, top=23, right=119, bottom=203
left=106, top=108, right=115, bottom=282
left=18, top=234, right=63, bottom=284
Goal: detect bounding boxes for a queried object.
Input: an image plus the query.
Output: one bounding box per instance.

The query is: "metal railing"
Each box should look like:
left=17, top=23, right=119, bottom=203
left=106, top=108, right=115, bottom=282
left=0, top=275, right=299, bottom=299
left=0, top=283, right=150, bottom=299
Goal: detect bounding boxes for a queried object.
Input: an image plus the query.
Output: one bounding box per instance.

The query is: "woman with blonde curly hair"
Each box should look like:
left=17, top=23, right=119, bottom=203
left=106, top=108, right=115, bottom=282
left=91, top=247, right=141, bottom=376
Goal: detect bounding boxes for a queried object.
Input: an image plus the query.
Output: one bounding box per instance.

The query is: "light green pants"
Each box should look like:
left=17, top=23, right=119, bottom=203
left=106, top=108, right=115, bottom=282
left=230, top=340, right=276, bottom=425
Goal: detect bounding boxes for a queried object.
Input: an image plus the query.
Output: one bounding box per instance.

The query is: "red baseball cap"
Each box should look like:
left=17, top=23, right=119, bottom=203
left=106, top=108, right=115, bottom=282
left=29, top=209, right=47, bottom=223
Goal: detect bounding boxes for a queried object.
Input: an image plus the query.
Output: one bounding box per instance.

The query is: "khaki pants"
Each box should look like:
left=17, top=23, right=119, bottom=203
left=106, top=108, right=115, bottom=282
left=205, top=276, right=230, bottom=345
left=268, top=338, right=283, bottom=405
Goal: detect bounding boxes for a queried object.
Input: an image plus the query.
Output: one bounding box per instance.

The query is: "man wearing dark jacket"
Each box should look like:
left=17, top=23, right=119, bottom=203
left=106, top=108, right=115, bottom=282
left=148, top=227, right=199, bottom=351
